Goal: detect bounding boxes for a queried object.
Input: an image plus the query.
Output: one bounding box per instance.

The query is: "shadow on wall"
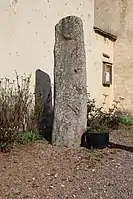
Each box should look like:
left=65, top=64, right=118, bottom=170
left=35, top=69, right=53, bottom=143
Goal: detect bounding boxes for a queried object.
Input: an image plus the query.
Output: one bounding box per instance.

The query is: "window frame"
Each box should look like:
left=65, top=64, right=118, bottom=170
left=102, top=61, right=112, bottom=86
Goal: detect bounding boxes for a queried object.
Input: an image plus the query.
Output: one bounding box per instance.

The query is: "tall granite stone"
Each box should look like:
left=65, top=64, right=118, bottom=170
left=52, top=16, right=87, bottom=148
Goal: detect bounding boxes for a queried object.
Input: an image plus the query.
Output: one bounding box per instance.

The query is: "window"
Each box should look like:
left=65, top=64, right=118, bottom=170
left=102, top=62, right=112, bottom=86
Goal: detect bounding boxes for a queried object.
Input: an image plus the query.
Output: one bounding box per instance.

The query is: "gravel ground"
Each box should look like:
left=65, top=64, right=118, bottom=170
left=0, top=128, right=133, bottom=199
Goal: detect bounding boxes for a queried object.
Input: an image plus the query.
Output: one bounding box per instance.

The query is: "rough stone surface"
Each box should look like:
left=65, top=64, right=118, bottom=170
left=52, top=16, right=87, bottom=148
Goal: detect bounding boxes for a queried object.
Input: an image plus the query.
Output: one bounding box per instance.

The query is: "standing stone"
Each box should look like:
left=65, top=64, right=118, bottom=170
left=52, top=16, right=87, bottom=148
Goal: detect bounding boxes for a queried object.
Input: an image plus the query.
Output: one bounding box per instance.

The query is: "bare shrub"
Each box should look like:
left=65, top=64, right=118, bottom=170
left=0, top=72, right=43, bottom=151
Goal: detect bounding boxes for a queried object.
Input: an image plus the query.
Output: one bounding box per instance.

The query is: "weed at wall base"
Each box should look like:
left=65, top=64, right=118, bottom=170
left=17, top=130, right=42, bottom=144
left=0, top=73, right=44, bottom=152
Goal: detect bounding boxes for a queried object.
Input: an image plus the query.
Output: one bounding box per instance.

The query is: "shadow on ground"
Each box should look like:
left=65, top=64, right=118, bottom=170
left=108, top=142, right=133, bottom=153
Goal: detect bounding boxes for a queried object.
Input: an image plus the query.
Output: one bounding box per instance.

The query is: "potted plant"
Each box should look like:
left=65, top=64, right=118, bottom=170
left=82, top=94, right=121, bottom=149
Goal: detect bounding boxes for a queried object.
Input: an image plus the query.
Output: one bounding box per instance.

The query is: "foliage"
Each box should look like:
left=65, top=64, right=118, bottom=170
left=17, top=130, right=42, bottom=144
left=0, top=72, right=44, bottom=151
left=87, top=94, right=122, bottom=133
left=118, top=115, right=133, bottom=132
left=119, top=115, right=133, bottom=126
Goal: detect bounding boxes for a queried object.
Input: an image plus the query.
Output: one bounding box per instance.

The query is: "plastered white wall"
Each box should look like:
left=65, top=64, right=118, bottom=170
left=0, top=0, right=114, bottom=108
left=0, top=0, right=94, bottom=94
left=89, top=32, right=114, bottom=108
left=95, top=0, right=133, bottom=112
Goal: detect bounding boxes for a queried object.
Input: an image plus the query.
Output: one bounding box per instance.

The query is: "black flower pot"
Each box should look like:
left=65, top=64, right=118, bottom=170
left=81, top=132, right=109, bottom=149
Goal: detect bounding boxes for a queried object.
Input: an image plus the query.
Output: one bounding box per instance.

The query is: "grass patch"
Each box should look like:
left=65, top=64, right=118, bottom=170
left=17, top=130, right=42, bottom=144
left=118, top=116, right=133, bottom=132
left=1, top=130, right=43, bottom=152
left=119, top=116, right=133, bottom=126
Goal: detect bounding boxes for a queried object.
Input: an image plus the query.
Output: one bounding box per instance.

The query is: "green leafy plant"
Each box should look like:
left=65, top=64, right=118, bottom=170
left=17, top=130, right=42, bottom=144
left=119, top=115, right=133, bottom=126
left=87, top=94, right=121, bottom=133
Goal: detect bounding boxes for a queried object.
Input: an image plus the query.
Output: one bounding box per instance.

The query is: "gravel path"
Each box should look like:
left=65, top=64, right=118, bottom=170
left=0, top=129, right=133, bottom=199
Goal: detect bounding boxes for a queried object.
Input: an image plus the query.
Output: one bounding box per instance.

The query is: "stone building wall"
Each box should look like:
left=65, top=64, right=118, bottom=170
left=95, top=0, right=133, bottom=112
